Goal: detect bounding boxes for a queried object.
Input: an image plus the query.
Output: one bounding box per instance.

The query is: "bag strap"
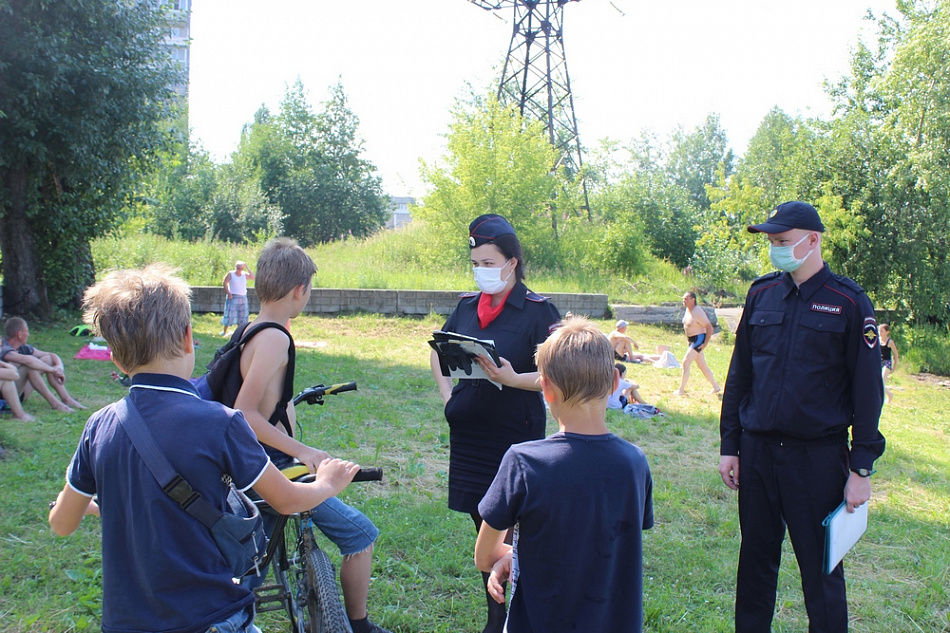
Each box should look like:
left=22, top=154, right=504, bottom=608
left=230, top=321, right=295, bottom=435
left=233, top=321, right=289, bottom=349
left=114, top=397, right=222, bottom=529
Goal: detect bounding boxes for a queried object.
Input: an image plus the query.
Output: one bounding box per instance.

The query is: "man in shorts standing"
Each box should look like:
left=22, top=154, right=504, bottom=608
left=674, top=292, right=720, bottom=396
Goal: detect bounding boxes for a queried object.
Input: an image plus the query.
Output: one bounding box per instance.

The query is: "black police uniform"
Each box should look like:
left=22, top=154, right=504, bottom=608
left=720, top=263, right=885, bottom=633
left=441, top=281, right=560, bottom=513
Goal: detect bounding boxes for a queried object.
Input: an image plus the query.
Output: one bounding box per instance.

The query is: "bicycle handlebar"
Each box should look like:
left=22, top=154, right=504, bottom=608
left=352, top=467, right=383, bottom=482
left=292, top=382, right=357, bottom=406
left=291, top=467, right=382, bottom=484
left=288, top=382, right=381, bottom=481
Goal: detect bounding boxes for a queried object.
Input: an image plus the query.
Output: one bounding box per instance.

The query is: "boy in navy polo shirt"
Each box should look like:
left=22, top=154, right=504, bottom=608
left=475, top=317, right=654, bottom=632
left=49, top=265, right=361, bottom=633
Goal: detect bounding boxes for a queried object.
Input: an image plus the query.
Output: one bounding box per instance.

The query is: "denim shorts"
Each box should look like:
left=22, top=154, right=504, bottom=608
left=265, top=448, right=379, bottom=556
left=204, top=606, right=261, bottom=633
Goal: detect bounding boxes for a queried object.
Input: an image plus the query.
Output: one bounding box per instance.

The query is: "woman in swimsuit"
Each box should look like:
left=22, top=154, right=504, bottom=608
left=879, top=323, right=899, bottom=404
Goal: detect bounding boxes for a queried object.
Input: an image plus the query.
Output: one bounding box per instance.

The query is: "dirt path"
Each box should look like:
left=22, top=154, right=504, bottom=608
left=715, top=307, right=743, bottom=333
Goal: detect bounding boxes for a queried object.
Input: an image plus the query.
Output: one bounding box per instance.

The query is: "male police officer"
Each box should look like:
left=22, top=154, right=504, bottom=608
left=718, top=201, right=885, bottom=632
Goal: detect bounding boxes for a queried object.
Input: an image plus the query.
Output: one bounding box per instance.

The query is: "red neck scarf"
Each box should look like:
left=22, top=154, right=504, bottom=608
left=477, top=289, right=512, bottom=329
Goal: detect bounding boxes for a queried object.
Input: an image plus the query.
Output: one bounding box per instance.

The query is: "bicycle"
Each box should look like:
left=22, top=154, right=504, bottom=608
left=246, top=381, right=382, bottom=633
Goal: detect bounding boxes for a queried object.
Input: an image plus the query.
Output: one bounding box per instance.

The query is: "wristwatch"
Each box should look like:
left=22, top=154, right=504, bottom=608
left=850, top=468, right=875, bottom=478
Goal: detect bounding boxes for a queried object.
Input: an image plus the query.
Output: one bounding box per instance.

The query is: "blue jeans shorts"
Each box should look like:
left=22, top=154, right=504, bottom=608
left=265, top=448, right=379, bottom=556
left=204, top=606, right=261, bottom=633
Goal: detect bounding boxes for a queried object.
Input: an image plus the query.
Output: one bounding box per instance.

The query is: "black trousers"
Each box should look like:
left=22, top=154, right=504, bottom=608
left=736, top=432, right=851, bottom=633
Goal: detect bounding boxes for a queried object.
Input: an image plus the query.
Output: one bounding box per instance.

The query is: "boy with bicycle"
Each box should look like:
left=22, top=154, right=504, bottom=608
left=232, top=237, right=391, bottom=633
left=475, top=316, right=654, bottom=632
left=49, top=264, right=361, bottom=633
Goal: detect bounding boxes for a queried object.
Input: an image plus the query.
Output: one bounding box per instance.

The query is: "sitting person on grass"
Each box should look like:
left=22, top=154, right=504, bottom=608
left=607, top=363, right=647, bottom=409
left=1, top=317, right=84, bottom=412
left=1, top=359, right=34, bottom=421
left=607, top=320, right=640, bottom=362
left=607, top=321, right=668, bottom=364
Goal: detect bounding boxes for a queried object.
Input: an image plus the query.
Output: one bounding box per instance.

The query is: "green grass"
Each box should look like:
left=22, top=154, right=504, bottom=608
left=90, top=227, right=736, bottom=307
left=1, top=314, right=948, bottom=632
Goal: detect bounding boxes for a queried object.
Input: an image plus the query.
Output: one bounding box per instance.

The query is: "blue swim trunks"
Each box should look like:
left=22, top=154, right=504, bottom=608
left=688, top=333, right=707, bottom=351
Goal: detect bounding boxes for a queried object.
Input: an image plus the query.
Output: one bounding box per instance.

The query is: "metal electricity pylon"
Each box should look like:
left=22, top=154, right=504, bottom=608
left=470, top=0, right=590, bottom=216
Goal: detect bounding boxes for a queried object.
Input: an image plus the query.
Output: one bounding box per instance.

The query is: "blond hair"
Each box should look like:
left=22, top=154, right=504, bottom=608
left=255, top=237, right=317, bottom=303
left=82, top=265, right=192, bottom=373
left=535, top=316, right=614, bottom=405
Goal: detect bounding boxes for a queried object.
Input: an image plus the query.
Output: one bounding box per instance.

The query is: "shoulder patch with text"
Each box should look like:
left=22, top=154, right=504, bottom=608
left=811, top=303, right=842, bottom=315
left=863, top=317, right=879, bottom=349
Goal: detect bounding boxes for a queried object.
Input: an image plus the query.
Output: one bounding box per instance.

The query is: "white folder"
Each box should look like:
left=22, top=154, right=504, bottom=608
left=822, top=500, right=868, bottom=574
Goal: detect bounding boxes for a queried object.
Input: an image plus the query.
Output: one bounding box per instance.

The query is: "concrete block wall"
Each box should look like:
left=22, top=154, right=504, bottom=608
left=0, top=285, right=709, bottom=328
left=613, top=304, right=720, bottom=331
left=190, top=287, right=610, bottom=319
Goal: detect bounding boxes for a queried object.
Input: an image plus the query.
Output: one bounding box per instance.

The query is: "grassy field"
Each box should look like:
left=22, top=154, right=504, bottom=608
left=90, top=228, right=721, bottom=307
left=0, top=313, right=947, bottom=632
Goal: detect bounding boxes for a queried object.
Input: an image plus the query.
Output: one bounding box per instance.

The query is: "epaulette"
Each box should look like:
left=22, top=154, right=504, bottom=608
left=830, top=273, right=867, bottom=296
left=525, top=290, right=550, bottom=303
left=458, top=291, right=479, bottom=299
left=750, top=271, right=783, bottom=287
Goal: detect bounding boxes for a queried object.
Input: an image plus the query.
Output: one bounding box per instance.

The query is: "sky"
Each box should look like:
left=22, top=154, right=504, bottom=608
left=187, top=0, right=896, bottom=198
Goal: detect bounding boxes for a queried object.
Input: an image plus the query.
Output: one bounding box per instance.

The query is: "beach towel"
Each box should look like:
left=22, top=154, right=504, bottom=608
left=653, top=350, right=681, bottom=369
left=74, top=344, right=112, bottom=361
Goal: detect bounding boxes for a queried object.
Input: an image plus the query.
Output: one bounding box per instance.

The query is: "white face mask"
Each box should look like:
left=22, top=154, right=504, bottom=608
left=473, top=260, right=513, bottom=295
left=769, top=233, right=814, bottom=273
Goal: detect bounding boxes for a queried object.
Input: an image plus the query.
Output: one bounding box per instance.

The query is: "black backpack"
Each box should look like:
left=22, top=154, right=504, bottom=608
left=194, top=322, right=295, bottom=434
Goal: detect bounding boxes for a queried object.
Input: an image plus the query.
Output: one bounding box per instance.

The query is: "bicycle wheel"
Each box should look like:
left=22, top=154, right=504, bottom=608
left=302, top=532, right=353, bottom=633
left=281, top=517, right=315, bottom=633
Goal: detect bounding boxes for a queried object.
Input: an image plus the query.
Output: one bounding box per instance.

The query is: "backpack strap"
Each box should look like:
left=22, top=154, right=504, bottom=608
left=234, top=322, right=295, bottom=437
left=113, top=397, right=222, bottom=528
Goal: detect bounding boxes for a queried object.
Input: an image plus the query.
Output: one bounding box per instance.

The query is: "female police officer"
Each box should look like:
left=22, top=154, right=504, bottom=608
left=430, top=214, right=560, bottom=633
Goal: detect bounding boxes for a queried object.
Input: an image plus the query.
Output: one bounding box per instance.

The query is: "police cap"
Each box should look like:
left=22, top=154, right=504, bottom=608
left=748, top=201, right=826, bottom=234
left=469, top=214, right=516, bottom=248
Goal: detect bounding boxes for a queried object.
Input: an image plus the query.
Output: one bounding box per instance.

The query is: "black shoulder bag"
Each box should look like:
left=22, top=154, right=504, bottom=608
left=113, top=397, right=267, bottom=578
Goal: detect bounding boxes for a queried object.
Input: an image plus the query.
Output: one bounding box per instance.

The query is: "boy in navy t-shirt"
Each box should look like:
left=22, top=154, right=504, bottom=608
left=49, top=265, right=361, bottom=633
left=475, top=316, right=654, bottom=633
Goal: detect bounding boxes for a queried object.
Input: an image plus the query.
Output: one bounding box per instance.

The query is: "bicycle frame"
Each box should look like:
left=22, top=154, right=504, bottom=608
left=243, top=382, right=379, bottom=633
left=249, top=472, right=352, bottom=632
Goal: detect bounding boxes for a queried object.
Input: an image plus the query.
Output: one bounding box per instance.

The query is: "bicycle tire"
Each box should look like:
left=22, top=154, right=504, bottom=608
left=303, top=535, right=353, bottom=633
left=271, top=517, right=306, bottom=633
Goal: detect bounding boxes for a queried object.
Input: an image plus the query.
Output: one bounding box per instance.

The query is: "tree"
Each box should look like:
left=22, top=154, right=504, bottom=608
left=694, top=168, right=770, bottom=289
left=740, top=108, right=825, bottom=203
left=417, top=95, right=573, bottom=269
left=665, top=114, right=736, bottom=211
left=824, top=1, right=950, bottom=322
left=235, top=81, right=388, bottom=247
left=591, top=173, right=698, bottom=270
left=207, top=163, right=283, bottom=243
left=144, top=115, right=282, bottom=243
left=0, top=0, right=180, bottom=315
left=149, top=131, right=219, bottom=241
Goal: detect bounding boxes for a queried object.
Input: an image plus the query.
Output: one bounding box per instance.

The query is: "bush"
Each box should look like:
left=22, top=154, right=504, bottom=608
left=91, top=233, right=268, bottom=286
left=899, top=323, right=950, bottom=376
